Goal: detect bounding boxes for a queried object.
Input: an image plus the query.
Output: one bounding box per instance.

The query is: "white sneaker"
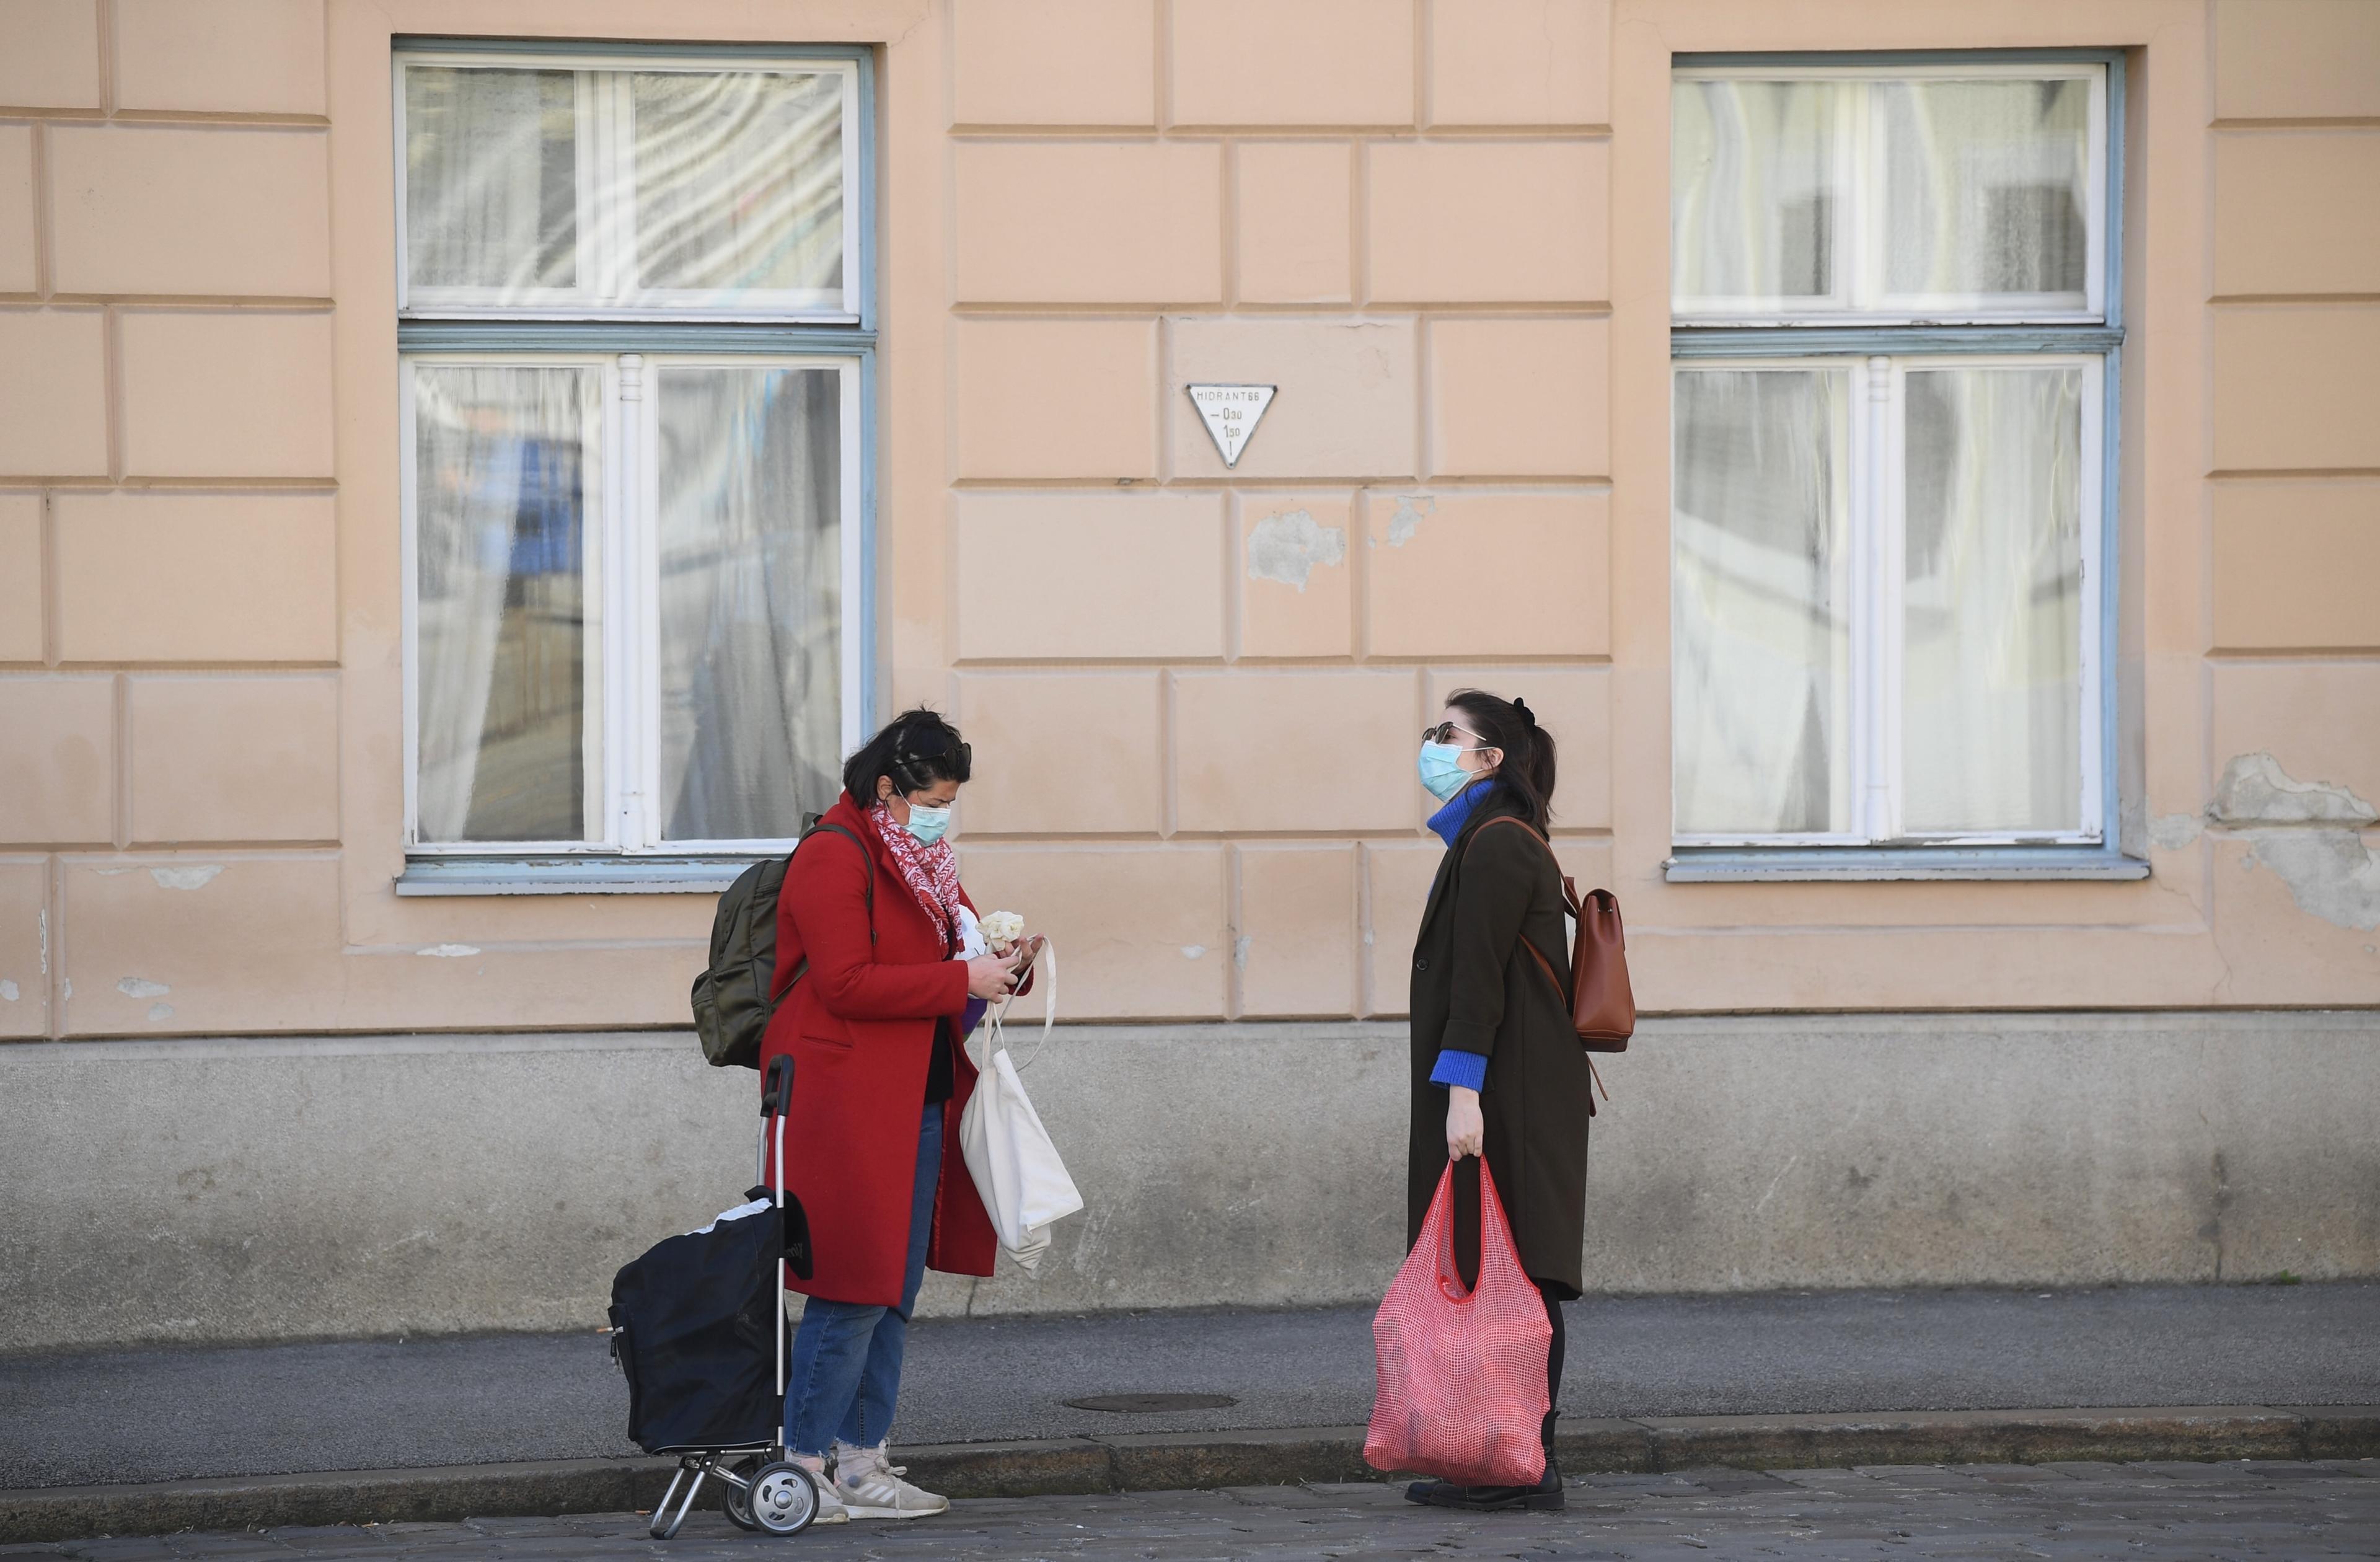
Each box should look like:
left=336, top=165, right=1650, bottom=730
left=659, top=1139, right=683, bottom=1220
left=785, top=1455, right=849, bottom=1524
left=831, top=1441, right=949, bottom=1520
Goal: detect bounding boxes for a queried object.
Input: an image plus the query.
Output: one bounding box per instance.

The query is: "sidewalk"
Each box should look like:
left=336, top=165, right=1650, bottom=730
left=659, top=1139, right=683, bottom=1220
left=4, top=1283, right=2375, bottom=1541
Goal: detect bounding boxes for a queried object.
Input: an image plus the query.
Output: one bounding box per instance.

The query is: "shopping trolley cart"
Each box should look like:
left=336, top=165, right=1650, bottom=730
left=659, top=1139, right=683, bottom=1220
left=608, top=1055, right=820, bottom=1538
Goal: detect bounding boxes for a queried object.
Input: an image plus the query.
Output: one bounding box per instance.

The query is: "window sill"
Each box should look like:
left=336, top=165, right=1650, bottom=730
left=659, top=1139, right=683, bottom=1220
left=1664, top=846, right=2149, bottom=883
left=395, top=856, right=768, bottom=896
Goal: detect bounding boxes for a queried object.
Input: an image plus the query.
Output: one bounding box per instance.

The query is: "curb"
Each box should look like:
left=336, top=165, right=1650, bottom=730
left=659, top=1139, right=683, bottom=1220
left=4, top=1405, right=2373, bottom=1543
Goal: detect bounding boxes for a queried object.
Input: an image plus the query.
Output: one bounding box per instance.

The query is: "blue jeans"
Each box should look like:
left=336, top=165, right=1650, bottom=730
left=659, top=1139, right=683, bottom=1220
left=782, top=1107, right=940, bottom=1456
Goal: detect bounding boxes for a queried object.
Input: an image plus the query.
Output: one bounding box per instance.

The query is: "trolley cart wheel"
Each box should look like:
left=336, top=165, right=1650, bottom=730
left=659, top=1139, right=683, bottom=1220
left=721, top=1455, right=762, bottom=1532
left=744, top=1460, right=819, bottom=1537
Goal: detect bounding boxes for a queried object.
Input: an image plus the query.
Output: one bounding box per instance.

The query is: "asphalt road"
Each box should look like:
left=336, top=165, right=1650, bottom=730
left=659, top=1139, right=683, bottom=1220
left=6, top=1462, right=2376, bottom=1561
left=4, top=1282, right=2374, bottom=1490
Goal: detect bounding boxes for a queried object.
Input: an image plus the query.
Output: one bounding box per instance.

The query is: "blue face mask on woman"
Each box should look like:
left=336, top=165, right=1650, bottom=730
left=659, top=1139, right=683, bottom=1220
left=904, top=801, right=953, bottom=845
left=1417, top=741, right=1474, bottom=803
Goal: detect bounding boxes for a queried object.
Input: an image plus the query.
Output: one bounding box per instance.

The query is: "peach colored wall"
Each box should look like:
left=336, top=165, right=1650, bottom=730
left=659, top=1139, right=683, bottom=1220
left=1, top=0, right=2374, bottom=1040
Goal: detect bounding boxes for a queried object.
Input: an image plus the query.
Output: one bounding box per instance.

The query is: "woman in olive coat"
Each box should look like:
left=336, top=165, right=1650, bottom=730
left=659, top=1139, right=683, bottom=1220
left=1403, top=687, right=1595, bottom=1513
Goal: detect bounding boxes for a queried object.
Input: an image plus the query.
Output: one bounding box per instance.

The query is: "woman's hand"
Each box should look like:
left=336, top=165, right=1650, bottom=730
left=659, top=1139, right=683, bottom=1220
left=965, top=953, right=1021, bottom=1000
left=1445, top=1086, right=1484, bottom=1160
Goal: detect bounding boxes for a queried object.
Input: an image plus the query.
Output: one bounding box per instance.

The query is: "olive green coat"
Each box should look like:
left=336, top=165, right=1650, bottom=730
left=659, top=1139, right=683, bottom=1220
left=1405, top=789, right=1594, bottom=1299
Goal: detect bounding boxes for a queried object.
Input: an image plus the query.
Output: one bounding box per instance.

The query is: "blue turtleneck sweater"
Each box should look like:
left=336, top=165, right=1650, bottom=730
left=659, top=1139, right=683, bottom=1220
left=1424, top=779, right=1499, bottom=1094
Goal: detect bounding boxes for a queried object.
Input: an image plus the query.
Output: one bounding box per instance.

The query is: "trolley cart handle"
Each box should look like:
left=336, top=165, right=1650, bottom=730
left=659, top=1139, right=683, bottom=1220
left=762, top=1053, right=796, bottom=1422
left=757, top=1054, right=793, bottom=1188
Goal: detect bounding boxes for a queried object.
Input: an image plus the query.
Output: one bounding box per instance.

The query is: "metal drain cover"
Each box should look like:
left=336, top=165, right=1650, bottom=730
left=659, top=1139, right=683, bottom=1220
left=1062, top=1392, right=1238, bottom=1413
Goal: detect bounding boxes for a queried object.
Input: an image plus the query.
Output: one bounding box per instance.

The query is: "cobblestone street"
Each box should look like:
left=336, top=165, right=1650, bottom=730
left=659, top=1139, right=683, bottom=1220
left=12, top=1461, right=2376, bottom=1562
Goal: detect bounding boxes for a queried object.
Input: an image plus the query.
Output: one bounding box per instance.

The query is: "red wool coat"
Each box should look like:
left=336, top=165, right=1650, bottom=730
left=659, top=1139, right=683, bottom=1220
left=757, top=793, right=997, bottom=1305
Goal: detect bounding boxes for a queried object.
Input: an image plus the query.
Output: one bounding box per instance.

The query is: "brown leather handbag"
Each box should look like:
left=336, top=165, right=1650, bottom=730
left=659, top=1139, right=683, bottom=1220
left=1476, top=816, right=1636, bottom=1052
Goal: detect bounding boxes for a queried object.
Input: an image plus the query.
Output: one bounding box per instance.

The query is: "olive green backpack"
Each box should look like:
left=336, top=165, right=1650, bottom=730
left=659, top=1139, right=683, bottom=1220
left=691, top=821, right=870, bottom=1069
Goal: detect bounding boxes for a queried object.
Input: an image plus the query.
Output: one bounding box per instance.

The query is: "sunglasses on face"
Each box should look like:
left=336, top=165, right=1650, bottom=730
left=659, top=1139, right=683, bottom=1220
left=1421, top=721, right=1486, bottom=746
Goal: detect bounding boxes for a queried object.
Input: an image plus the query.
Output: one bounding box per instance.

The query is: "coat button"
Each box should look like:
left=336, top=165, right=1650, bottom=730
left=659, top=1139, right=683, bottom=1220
left=1414, top=957, right=1429, bottom=971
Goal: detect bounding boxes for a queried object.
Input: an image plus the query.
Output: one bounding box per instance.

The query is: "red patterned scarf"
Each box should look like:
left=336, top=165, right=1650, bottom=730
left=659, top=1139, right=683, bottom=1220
left=866, top=800, right=962, bottom=941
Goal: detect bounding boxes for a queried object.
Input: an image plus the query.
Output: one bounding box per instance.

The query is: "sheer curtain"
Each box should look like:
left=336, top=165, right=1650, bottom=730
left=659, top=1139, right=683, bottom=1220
left=1901, top=366, right=2085, bottom=834
left=414, top=365, right=599, bottom=843
left=1673, top=369, right=1854, bottom=837
left=404, top=68, right=578, bottom=298
left=1673, top=79, right=1840, bottom=308
left=633, top=71, right=844, bottom=297
left=653, top=366, right=842, bottom=841
left=1879, top=78, right=2091, bottom=306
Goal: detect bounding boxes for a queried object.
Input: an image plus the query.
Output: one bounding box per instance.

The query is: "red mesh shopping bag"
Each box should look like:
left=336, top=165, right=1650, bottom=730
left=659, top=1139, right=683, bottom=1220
left=1364, top=1158, right=1552, bottom=1486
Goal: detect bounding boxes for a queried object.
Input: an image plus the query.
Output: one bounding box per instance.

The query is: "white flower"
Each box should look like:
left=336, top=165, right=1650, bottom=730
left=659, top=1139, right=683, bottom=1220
left=981, top=910, right=1025, bottom=953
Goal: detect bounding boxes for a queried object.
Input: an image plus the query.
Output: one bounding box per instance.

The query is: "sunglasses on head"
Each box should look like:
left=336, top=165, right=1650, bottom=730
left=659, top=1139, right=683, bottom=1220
left=898, top=725, right=970, bottom=770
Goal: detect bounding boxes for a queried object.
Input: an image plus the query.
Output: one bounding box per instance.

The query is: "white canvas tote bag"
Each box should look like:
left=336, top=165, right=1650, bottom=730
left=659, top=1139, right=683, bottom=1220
left=958, top=944, right=1083, bottom=1272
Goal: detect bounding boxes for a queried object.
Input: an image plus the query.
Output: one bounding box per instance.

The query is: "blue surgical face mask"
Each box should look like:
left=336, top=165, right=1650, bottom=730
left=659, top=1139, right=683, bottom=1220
left=1417, top=741, right=1474, bottom=803
left=904, top=801, right=953, bottom=846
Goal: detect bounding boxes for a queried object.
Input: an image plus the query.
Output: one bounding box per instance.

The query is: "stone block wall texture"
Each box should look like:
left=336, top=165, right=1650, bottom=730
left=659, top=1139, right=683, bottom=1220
left=0, top=0, right=2374, bottom=1336
left=0, top=0, right=2368, bottom=1031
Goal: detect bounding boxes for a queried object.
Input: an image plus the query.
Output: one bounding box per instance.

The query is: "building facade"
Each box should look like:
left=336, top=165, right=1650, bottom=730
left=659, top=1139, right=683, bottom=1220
left=2, top=0, right=2376, bottom=1349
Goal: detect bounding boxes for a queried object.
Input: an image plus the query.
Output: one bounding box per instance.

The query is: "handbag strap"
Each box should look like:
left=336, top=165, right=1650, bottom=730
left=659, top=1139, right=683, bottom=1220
left=1468, top=816, right=1611, bottom=1111
left=981, top=940, right=1057, bottom=1072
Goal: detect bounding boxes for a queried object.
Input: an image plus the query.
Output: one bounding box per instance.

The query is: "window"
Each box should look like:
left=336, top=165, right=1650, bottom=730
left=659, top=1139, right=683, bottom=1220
left=394, top=45, right=871, bottom=886
left=1667, top=57, right=2134, bottom=877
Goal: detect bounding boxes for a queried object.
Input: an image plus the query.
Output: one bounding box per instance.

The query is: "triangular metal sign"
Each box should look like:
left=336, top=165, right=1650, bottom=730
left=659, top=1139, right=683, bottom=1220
left=1187, top=384, right=1276, bottom=468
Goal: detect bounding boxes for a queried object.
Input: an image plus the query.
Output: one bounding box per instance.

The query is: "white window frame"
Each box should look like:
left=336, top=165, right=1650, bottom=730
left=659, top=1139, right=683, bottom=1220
left=1667, top=50, right=2133, bottom=880
left=1669, top=353, right=2105, bottom=850
left=1672, top=61, right=2107, bottom=327
left=400, top=351, right=865, bottom=858
left=392, top=50, right=863, bottom=323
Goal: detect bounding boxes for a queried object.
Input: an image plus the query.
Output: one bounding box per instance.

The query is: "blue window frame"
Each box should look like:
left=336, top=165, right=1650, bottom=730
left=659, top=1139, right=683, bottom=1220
left=1665, top=50, right=2139, bottom=883
left=390, top=40, right=876, bottom=894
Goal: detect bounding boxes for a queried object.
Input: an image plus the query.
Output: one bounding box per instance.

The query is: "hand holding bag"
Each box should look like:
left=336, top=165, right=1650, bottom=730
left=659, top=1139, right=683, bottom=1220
left=1364, top=1158, right=1553, bottom=1486
left=957, top=943, right=1084, bottom=1273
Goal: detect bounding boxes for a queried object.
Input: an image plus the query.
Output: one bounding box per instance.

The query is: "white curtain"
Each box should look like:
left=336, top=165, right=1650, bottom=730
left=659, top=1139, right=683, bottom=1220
left=1672, top=369, right=1854, bottom=837
left=1879, top=78, right=2091, bottom=306
left=1672, top=79, right=1840, bottom=307
left=653, top=365, right=842, bottom=842
left=633, top=71, right=845, bottom=296
left=413, top=366, right=598, bottom=844
left=1901, top=367, right=2085, bottom=834
left=404, top=67, right=578, bottom=298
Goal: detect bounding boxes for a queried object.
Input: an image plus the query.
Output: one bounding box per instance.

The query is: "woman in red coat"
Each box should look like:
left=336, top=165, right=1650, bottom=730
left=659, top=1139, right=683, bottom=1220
left=758, top=709, right=1029, bottom=1523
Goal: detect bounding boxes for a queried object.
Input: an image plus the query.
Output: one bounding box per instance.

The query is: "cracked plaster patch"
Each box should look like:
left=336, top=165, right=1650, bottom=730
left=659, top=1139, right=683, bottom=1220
left=1245, top=508, right=1346, bottom=592
left=2210, top=752, right=2377, bottom=827
left=2149, top=814, right=2203, bottom=850
left=1380, top=495, right=1434, bottom=547
left=417, top=944, right=481, bottom=958
left=2212, top=752, right=2380, bottom=932
left=117, top=977, right=169, bottom=999
left=151, top=865, right=224, bottom=890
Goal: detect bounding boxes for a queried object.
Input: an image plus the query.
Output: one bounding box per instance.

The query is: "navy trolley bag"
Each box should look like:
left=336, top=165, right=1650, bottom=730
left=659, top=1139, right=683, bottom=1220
left=607, top=1056, right=821, bottom=1538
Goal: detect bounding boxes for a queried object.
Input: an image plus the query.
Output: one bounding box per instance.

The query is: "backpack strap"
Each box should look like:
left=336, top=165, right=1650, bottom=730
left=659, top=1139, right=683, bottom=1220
left=780, top=821, right=877, bottom=995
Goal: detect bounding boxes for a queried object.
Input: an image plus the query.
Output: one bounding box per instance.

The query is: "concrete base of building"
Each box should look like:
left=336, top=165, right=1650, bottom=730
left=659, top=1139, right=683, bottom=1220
left=4, top=1012, right=2376, bottom=1351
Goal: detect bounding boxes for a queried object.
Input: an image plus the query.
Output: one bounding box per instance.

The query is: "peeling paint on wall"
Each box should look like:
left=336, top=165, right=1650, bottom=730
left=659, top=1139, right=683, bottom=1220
left=1245, top=508, right=1346, bottom=591
left=151, top=865, right=224, bottom=891
left=1181, top=945, right=1206, bottom=960
left=1380, top=495, right=1435, bottom=547
left=1233, top=935, right=1253, bottom=970
left=0, top=980, right=17, bottom=1002
left=2210, top=752, right=2380, bottom=932
left=417, top=944, right=482, bottom=958
left=2210, top=752, right=2377, bottom=827
left=117, top=977, right=169, bottom=999
left=148, top=1003, right=174, bottom=1023
left=2149, top=814, right=2203, bottom=850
